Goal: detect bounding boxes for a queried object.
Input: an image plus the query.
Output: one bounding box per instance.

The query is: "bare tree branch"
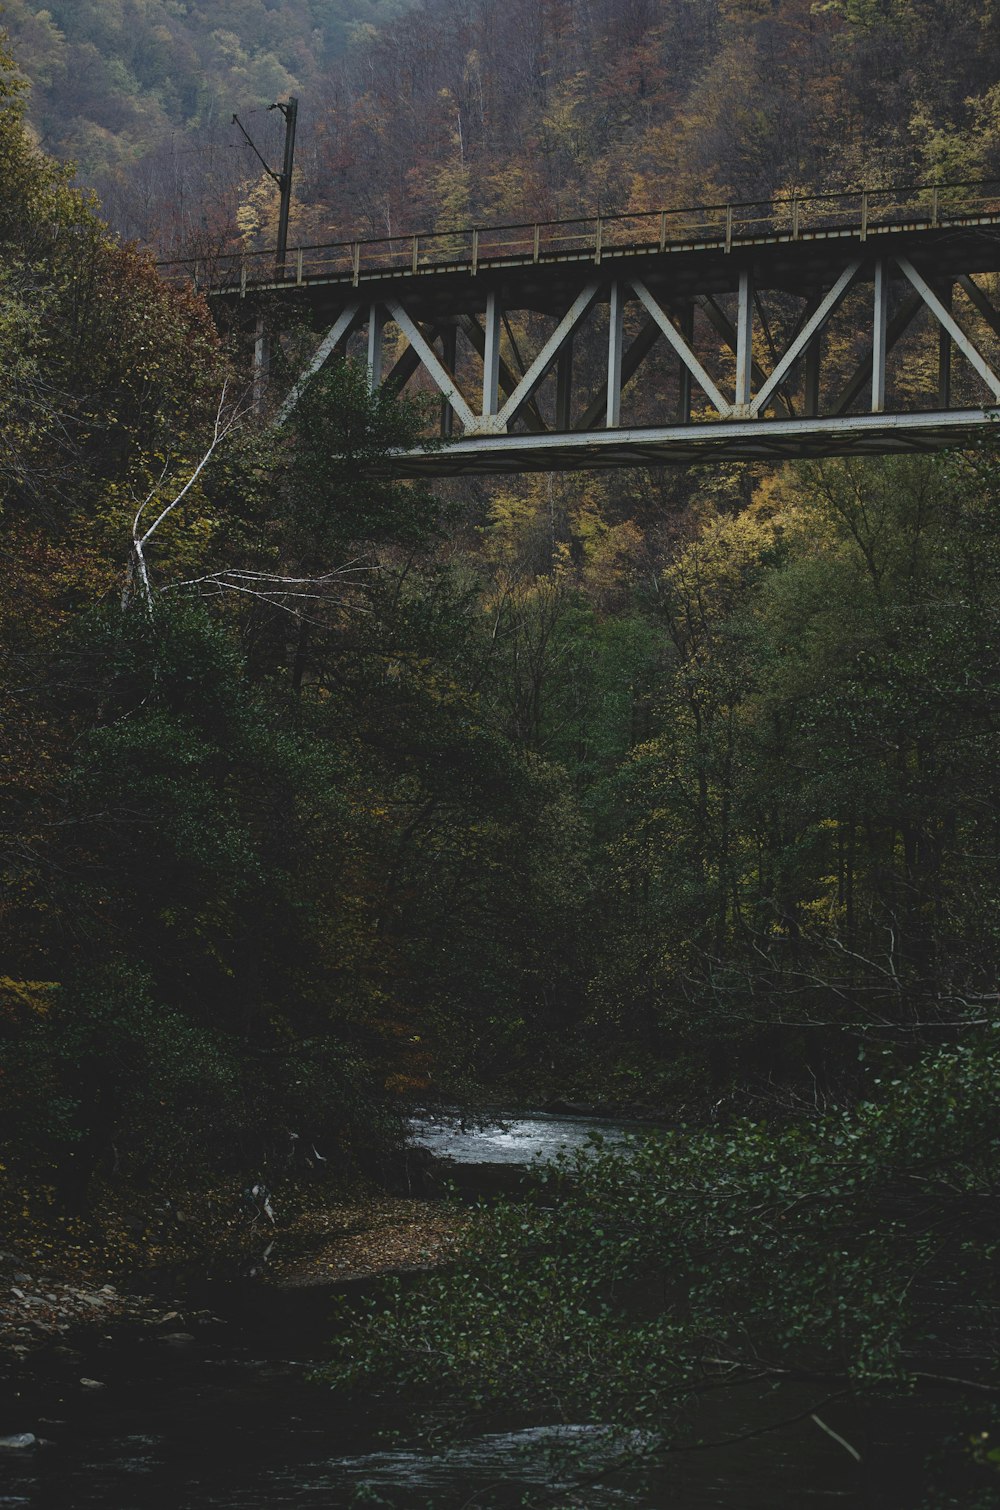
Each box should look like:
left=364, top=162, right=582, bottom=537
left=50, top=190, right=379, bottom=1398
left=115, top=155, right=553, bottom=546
left=123, top=382, right=245, bottom=612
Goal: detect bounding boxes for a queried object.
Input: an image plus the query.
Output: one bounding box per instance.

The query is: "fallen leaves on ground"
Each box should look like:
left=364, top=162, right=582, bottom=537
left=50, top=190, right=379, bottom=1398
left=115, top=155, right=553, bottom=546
left=267, top=1195, right=465, bottom=1286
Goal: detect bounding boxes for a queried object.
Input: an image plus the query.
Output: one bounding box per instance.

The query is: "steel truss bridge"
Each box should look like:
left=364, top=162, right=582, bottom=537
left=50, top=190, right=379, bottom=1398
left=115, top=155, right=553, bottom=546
left=165, top=182, right=1000, bottom=475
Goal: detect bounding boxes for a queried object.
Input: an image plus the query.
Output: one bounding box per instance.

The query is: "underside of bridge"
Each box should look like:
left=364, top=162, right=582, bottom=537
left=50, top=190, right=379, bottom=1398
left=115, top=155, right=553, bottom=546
left=202, top=195, right=1000, bottom=474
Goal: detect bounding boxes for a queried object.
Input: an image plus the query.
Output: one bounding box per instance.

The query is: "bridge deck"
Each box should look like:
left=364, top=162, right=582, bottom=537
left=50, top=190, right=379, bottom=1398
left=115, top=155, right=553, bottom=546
left=164, top=181, right=1000, bottom=309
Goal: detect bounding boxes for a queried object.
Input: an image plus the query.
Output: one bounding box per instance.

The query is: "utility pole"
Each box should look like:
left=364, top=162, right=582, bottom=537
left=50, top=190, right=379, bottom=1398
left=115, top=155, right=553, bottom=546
left=231, top=96, right=299, bottom=277
left=231, top=97, right=299, bottom=402
left=271, top=97, right=298, bottom=278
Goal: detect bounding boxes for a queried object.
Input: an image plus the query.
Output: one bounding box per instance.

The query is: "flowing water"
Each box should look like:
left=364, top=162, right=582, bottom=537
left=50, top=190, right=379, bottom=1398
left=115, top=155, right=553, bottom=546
left=407, top=1111, right=638, bottom=1164
left=0, top=1115, right=971, bottom=1508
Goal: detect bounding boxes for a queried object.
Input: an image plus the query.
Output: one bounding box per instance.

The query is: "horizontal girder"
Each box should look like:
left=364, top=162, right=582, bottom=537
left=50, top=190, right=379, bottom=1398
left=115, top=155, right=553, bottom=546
left=374, top=409, right=1000, bottom=477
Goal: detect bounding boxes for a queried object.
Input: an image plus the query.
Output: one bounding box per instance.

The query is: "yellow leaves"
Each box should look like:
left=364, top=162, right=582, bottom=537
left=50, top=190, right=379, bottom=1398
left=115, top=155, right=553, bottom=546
left=577, top=509, right=643, bottom=605
left=626, top=126, right=720, bottom=214
left=0, top=977, right=58, bottom=1018
left=483, top=160, right=545, bottom=223
left=909, top=104, right=986, bottom=188
left=484, top=474, right=646, bottom=607
left=539, top=71, right=591, bottom=166
left=798, top=887, right=848, bottom=932
left=485, top=488, right=538, bottom=550
left=237, top=172, right=280, bottom=247
left=347, top=21, right=380, bottom=50
left=662, top=499, right=780, bottom=622
left=431, top=155, right=473, bottom=241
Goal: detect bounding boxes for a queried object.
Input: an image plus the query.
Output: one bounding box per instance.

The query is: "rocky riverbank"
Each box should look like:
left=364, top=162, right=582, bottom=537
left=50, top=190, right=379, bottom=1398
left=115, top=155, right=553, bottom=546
left=1, top=1260, right=172, bottom=1362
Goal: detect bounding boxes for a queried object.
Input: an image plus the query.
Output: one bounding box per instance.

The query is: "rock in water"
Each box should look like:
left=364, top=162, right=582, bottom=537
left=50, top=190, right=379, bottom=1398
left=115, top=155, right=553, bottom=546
left=0, top=1434, right=37, bottom=1452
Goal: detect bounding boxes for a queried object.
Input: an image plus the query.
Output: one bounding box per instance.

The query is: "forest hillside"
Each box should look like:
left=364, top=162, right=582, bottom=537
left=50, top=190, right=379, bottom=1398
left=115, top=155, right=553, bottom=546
left=0, top=0, right=411, bottom=245
left=8, top=0, right=1000, bottom=257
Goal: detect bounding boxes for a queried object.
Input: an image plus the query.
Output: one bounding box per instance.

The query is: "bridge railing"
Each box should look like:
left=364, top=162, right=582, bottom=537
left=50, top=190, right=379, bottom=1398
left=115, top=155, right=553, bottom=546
left=157, top=178, right=1000, bottom=293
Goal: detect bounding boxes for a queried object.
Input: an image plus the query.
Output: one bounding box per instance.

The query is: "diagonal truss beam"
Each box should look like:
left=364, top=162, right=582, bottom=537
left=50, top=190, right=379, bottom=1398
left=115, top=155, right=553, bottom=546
left=383, top=341, right=423, bottom=395
left=387, top=300, right=478, bottom=429
left=273, top=233, right=1000, bottom=472
left=492, top=282, right=601, bottom=432
left=751, top=260, right=862, bottom=416
left=897, top=258, right=1000, bottom=399
left=276, top=300, right=361, bottom=422
left=631, top=278, right=732, bottom=415
left=957, top=274, right=1000, bottom=337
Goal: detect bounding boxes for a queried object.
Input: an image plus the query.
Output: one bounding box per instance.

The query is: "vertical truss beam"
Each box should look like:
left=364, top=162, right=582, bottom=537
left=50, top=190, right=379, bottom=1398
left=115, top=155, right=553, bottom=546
left=834, top=291, right=921, bottom=415
left=697, top=295, right=784, bottom=413
left=607, top=281, right=624, bottom=428
left=253, top=317, right=270, bottom=407
left=804, top=331, right=821, bottom=417
left=576, top=316, right=662, bottom=431
left=458, top=315, right=546, bottom=432
left=872, top=259, right=888, bottom=413
left=678, top=303, right=694, bottom=421
left=556, top=337, right=574, bottom=430
left=367, top=304, right=384, bottom=391
left=482, top=290, right=501, bottom=420
left=735, top=269, right=753, bottom=412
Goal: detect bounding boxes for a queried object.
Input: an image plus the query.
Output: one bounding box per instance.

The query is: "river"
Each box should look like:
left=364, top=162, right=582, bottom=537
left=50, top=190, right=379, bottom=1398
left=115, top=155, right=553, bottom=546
left=0, top=1114, right=969, bottom=1508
